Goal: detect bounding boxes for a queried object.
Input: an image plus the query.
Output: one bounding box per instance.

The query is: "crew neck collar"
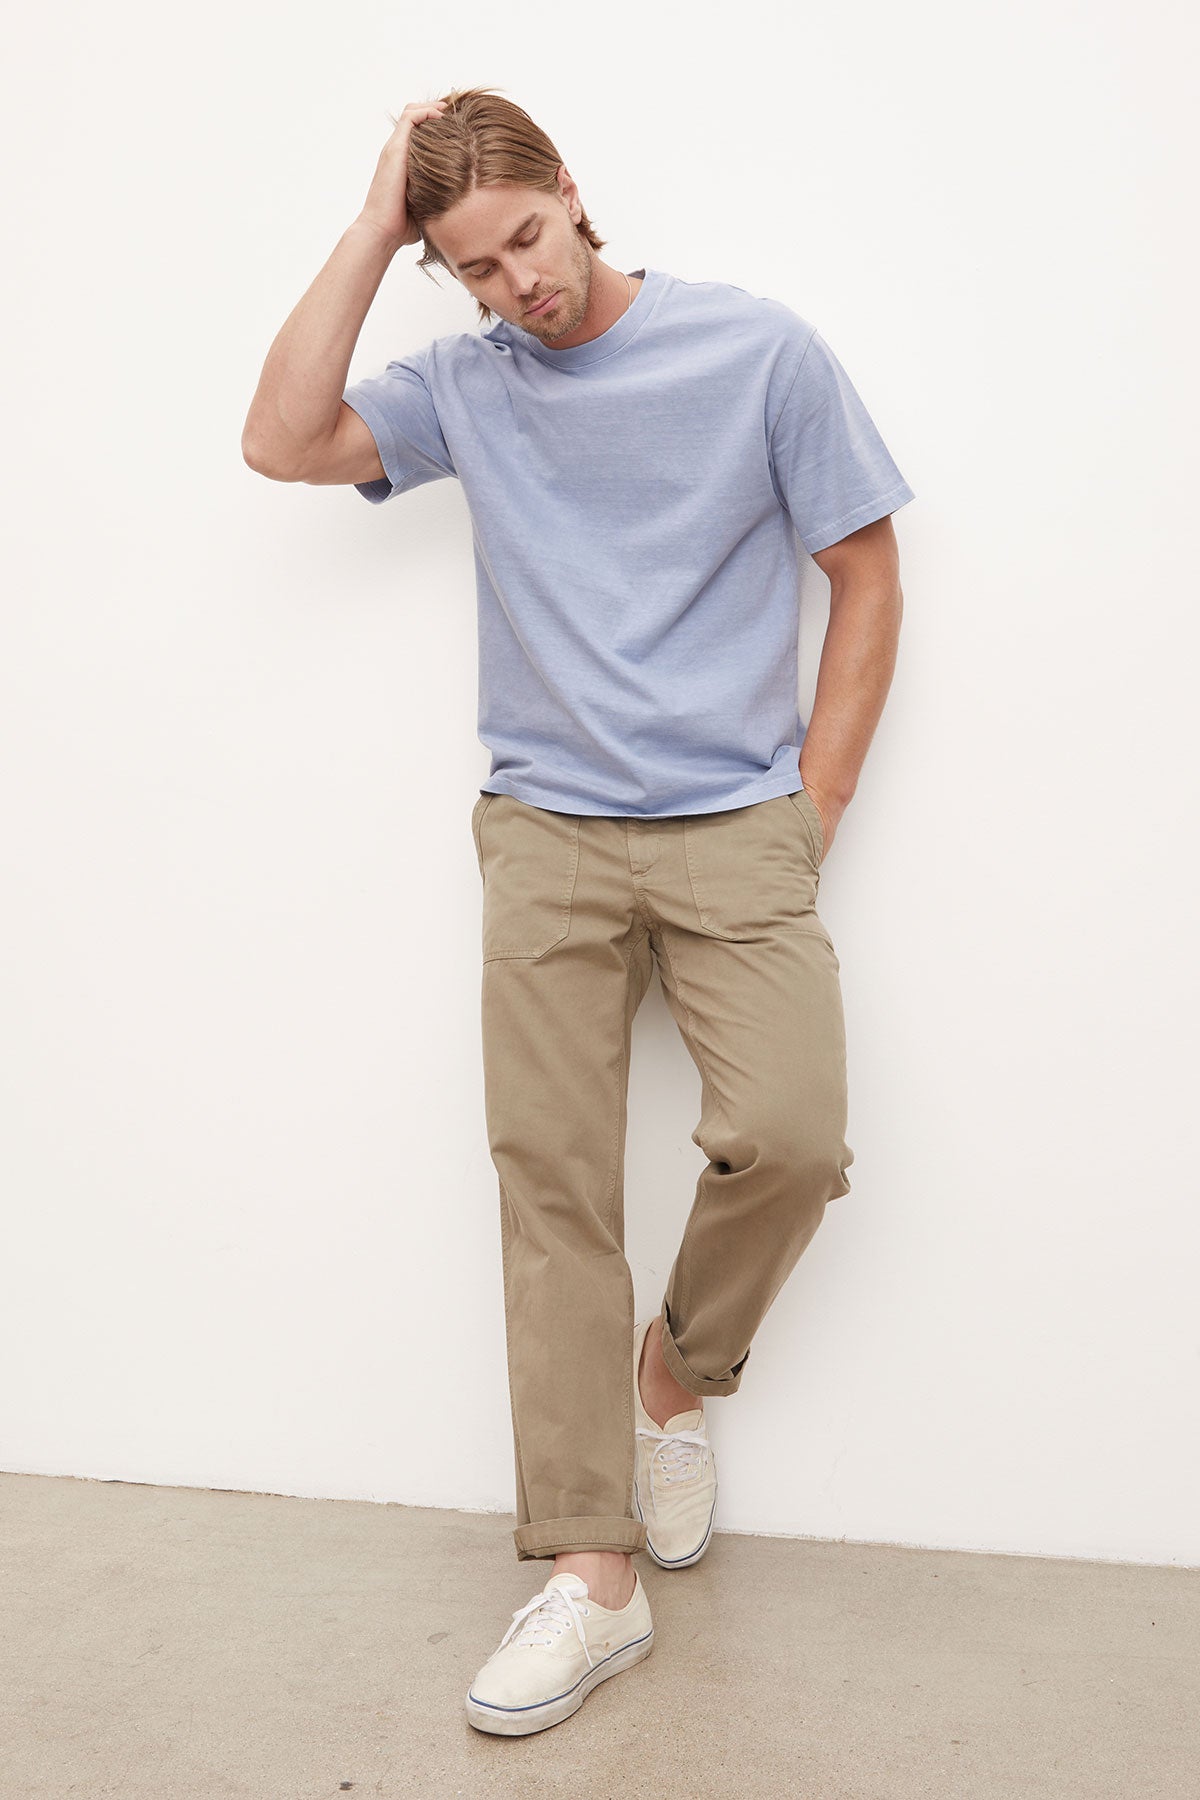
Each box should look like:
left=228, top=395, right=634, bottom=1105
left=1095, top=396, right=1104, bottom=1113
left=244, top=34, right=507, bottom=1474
left=499, top=266, right=665, bottom=369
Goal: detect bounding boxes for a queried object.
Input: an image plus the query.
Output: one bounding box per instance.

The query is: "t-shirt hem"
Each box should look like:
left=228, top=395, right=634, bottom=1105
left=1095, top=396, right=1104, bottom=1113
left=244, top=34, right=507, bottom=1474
left=479, top=767, right=810, bottom=818
left=341, top=390, right=406, bottom=502
left=801, top=481, right=916, bottom=554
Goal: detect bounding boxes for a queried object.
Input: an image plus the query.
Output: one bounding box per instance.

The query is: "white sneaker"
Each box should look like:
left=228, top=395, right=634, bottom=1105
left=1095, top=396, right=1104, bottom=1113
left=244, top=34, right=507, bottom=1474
left=465, top=1570, right=654, bottom=1736
left=632, top=1317, right=718, bottom=1568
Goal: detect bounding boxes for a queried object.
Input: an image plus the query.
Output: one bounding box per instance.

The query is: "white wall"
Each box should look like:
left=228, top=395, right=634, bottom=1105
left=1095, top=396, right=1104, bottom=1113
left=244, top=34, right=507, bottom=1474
left=3, top=0, right=1197, bottom=1568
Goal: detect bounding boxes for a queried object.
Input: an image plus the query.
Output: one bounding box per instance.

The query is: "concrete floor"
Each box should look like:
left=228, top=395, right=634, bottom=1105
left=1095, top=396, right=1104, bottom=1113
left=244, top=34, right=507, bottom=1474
left=1, top=1472, right=1196, bottom=1799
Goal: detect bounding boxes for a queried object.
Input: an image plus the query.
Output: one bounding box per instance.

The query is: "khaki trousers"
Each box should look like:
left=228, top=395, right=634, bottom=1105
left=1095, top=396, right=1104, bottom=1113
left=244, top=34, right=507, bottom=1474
left=470, top=786, right=854, bottom=1562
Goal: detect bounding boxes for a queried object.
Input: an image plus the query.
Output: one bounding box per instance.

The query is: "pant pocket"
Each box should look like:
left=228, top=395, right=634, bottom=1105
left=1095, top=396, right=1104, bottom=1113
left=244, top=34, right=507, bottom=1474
left=471, top=790, right=494, bottom=879
left=786, top=787, right=825, bottom=867
left=683, top=795, right=822, bottom=941
left=476, top=793, right=582, bottom=960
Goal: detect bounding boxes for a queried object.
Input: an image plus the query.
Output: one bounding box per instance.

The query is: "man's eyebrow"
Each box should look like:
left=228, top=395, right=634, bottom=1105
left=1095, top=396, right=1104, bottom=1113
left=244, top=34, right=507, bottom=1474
left=457, top=213, right=540, bottom=272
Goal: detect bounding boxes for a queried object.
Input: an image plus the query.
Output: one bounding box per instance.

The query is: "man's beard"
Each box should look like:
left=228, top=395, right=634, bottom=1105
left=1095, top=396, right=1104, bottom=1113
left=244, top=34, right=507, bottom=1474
left=516, top=234, right=593, bottom=341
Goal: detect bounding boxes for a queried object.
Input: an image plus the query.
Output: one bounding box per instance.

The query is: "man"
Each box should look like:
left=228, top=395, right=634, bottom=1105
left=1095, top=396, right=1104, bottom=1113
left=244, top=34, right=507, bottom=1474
left=242, top=85, right=914, bottom=1738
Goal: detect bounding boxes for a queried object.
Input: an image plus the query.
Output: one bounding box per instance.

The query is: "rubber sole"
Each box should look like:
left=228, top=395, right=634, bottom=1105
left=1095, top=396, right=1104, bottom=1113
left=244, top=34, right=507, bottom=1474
left=465, top=1628, right=655, bottom=1736
left=632, top=1481, right=718, bottom=1569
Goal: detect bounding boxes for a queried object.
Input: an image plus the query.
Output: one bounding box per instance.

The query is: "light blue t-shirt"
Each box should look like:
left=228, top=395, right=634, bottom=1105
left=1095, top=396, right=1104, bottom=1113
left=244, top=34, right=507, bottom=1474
left=342, top=266, right=914, bottom=817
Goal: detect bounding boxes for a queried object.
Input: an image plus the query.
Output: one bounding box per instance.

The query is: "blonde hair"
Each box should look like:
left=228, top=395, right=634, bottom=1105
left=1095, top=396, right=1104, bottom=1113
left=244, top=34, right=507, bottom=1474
left=396, top=85, right=607, bottom=323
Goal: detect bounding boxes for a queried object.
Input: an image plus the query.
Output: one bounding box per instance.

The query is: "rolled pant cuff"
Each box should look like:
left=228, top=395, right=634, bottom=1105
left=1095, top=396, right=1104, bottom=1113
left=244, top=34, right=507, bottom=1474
left=513, top=1516, right=648, bottom=1561
left=659, top=1303, right=749, bottom=1397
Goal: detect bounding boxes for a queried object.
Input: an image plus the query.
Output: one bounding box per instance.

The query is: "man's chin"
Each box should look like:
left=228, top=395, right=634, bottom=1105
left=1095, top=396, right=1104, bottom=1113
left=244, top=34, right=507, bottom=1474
left=522, top=293, right=582, bottom=340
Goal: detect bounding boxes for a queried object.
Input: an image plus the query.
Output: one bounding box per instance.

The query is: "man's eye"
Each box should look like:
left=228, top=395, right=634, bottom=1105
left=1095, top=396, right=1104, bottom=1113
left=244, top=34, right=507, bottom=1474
left=475, top=233, right=538, bottom=279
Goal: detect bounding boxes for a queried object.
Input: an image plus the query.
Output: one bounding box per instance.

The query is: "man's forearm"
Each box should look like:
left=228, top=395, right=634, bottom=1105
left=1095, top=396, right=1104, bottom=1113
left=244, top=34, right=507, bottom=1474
left=799, top=575, right=903, bottom=814
left=241, top=217, right=403, bottom=478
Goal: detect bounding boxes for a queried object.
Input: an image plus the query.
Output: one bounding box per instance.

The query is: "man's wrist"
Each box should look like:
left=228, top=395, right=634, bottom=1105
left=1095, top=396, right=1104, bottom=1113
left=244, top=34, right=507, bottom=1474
left=800, top=763, right=855, bottom=810
left=349, top=214, right=407, bottom=260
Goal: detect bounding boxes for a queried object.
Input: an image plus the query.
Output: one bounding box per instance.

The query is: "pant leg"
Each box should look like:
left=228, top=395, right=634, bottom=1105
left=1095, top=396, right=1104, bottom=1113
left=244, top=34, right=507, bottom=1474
left=471, top=791, right=655, bottom=1562
left=637, top=790, right=854, bottom=1399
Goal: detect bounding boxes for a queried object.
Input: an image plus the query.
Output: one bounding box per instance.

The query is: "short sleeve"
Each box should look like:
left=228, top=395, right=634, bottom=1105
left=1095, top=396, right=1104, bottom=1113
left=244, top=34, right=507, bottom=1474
left=341, top=343, right=456, bottom=503
left=768, top=328, right=914, bottom=553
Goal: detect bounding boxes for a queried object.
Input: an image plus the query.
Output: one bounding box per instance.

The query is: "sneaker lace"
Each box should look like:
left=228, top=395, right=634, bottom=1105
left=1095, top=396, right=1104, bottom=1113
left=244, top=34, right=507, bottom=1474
left=637, top=1424, right=709, bottom=1490
left=497, top=1583, right=595, bottom=1665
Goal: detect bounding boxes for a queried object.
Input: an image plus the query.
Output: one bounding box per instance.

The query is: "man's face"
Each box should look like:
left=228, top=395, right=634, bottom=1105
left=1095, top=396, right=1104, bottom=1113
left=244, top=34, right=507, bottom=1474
left=428, top=175, right=595, bottom=344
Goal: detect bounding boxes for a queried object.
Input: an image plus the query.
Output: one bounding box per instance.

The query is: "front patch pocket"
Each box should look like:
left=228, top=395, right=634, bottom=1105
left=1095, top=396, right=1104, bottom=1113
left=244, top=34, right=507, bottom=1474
left=474, top=792, right=582, bottom=961
left=683, top=794, right=824, bottom=942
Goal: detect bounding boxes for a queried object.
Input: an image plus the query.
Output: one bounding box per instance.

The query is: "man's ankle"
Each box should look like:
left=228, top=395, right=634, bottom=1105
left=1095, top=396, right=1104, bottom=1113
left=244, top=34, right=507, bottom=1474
left=639, top=1316, right=699, bottom=1426
left=552, top=1549, right=636, bottom=1609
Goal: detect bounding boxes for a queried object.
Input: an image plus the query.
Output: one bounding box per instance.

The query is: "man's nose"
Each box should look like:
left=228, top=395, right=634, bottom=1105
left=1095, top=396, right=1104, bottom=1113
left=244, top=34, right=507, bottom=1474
left=509, top=259, right=541, bottom=298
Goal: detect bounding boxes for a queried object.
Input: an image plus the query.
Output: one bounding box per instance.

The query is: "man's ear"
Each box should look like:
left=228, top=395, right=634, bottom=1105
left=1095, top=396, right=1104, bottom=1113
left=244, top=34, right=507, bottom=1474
left=556, top=165, right=583, bottom=225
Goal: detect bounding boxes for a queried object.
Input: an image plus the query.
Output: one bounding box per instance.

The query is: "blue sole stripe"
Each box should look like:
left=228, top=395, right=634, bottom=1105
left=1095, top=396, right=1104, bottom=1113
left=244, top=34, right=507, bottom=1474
left=632, top=1488, right=717, bottom=1565
left=467, top=1626, right=655, bottom=1716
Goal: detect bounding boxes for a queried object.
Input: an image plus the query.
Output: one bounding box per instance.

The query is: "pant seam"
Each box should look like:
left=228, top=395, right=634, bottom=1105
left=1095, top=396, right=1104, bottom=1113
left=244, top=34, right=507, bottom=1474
left=656, top=920, right=737, bottom=1345
left=616, top=928, right=650, bottom=1523
left=604, top=929, right=646, bottom=1241
left=498, top=1178, right=533, bottom=1532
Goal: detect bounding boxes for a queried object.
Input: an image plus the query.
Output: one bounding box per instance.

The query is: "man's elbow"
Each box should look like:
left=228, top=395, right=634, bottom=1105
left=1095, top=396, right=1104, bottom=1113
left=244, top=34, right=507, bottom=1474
left=242, top=436, right=302, bottom=482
